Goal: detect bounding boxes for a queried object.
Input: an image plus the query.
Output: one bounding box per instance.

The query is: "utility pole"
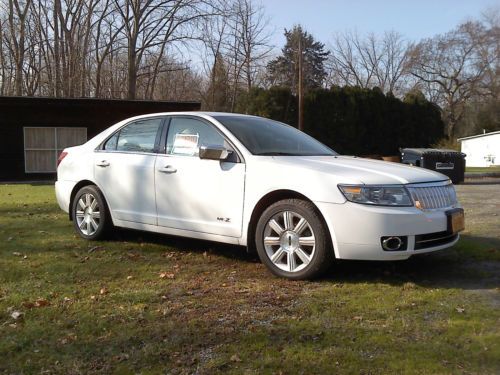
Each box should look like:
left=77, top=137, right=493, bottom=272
left=298, top=33, right=304, bottom=131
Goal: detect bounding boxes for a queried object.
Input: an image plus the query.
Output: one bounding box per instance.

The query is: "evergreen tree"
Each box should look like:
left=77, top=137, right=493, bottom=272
left=266, top=25, right=330, bottom=92
left=203, top=53, right=230, bottom=111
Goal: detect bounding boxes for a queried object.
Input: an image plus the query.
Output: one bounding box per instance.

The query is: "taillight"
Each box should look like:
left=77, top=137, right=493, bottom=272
left=57, top=151, right=68, bottom=167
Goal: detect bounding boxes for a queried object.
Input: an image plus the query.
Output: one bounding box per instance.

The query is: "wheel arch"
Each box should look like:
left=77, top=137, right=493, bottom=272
left=246, top=189, right=335, bottom=257
left=68, top=180, right=108, bottom=221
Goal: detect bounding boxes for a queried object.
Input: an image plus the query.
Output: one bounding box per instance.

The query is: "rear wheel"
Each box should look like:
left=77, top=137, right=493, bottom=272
left=72, top=185, right=110, bottom=240
left=255, top=199, right=333, bottom=280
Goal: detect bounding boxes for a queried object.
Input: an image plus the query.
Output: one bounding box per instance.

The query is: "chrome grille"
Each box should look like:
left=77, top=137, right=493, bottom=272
left=407, top=184, right=457, bottom=209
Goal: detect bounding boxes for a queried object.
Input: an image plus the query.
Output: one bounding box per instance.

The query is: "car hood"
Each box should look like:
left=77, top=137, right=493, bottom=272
left=267, top=155, right=449, bottom=185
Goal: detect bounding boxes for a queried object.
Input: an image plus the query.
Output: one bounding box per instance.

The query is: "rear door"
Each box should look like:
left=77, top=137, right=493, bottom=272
left=94, top=117, right=164, bottom=225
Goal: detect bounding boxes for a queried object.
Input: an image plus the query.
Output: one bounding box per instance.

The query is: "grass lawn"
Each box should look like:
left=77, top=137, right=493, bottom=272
left=1, top=184, right=499, bottom=374
left=466, top=166, right=500, bottom=174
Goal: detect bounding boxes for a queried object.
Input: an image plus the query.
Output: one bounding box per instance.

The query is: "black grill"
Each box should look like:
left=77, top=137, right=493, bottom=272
left=414, top=231, right=458, bottom=250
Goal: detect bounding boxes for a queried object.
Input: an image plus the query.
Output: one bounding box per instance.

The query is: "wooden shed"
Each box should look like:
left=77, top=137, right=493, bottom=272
left=0, top=96, right=200, bottom=181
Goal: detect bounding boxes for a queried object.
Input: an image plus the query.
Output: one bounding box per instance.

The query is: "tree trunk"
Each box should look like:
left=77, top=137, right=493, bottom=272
left=53, top=0, right=61, bottom=97
left=127, top=48, right=137, bottom=99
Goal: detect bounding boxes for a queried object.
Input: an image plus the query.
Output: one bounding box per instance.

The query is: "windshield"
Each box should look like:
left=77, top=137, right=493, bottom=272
left=213, top=115, right=336, bottom=156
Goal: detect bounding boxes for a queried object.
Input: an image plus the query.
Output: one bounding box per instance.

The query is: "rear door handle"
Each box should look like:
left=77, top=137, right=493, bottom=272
left=96, top=160, right=110, bottom=167
left=158, top=165, right=177, bottom=174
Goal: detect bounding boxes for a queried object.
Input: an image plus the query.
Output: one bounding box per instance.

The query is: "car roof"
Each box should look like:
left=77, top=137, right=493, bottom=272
left=131, top=111, right=256, bottom=119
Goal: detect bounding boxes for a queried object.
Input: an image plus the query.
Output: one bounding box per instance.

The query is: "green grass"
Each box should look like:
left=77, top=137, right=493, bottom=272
left=1, top=184, right=499, bottom=374
left=466, top=166, right=500, bottom=174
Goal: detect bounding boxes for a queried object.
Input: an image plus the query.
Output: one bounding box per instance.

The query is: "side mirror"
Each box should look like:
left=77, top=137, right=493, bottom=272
left=199, top=145, right=230, bottom=161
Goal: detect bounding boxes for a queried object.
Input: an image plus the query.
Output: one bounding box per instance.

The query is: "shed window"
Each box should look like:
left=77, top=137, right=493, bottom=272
left=24, top=127, right=87, bottom=173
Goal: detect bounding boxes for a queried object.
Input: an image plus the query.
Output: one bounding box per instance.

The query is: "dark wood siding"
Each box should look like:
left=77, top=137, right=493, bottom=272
left=0, top=96, right=200, bottom=181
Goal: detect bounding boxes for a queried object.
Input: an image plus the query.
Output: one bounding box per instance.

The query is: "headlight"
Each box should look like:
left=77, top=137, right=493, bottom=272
left=338, top=185, right=413, bottom=206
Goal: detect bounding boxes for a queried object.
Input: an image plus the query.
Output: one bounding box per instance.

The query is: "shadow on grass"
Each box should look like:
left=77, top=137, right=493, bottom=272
left=110, top=227, right=259, bottom=263
left=319, top=233, right=500, bottom=291
left=107, top=228, right=500, bottom=291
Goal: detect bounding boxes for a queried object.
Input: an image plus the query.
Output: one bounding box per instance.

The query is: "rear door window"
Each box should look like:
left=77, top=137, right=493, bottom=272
left=105, top=118, right=163, bottom=153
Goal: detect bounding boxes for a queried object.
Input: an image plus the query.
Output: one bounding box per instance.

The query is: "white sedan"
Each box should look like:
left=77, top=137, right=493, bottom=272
left=55, top=112, right=464, bottom=279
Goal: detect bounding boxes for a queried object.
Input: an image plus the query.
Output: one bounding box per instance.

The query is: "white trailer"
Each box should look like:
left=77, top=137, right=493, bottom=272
left=458, top=131, right=500, bottom=167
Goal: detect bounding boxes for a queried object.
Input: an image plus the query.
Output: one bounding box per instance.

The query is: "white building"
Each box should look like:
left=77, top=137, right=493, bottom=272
left=458, top=131, right=500, bottom=167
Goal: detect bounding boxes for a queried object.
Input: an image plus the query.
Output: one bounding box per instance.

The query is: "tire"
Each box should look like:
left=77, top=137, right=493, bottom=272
left=255, top=198, right=333, bottom=280
left=72, top=185, right=110, bottom=240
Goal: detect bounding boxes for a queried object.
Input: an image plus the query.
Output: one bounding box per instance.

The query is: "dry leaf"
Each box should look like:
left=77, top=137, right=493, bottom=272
left=34, top=298, right=50, bottom=307
left=11, top=311, right=23, bottom=320
left=456, top=307, right=465, bottom=313
left=88, top=246, right=102, bottom=253
left=230, top=354, right=242, bottom=362
left=159, top=272, right=175, bottom=279
left=127, top=275, right=133, bottom=280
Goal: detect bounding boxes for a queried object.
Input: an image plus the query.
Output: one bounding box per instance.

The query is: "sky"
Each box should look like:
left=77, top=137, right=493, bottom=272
left=264, top=0, right=499, bottom=48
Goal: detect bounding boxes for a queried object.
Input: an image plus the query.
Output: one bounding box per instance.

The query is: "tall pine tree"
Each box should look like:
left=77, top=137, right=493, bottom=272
left=267, top=25, right=330, bottom=92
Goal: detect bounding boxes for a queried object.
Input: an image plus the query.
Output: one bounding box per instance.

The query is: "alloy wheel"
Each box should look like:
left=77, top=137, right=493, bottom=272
left=263, top=210, right=316, bottom=272
left=75, top=193, right=101, bottom=236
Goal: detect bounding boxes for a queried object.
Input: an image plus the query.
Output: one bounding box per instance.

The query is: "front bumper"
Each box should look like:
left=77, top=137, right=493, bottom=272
left=316, top=201, right=460, bottom=261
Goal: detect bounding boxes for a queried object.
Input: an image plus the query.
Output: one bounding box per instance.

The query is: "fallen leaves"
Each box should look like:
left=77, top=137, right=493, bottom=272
left=58, top=333, right=77, bottom=345
left=230, top=354, right=242, bottom=362
left=159, top=272, right=175, bottom=279
left=22, top=298, right=50, bottom=309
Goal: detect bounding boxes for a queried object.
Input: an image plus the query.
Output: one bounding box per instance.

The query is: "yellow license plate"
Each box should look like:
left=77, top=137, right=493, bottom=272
left=450, top=210, right=465, bottom=233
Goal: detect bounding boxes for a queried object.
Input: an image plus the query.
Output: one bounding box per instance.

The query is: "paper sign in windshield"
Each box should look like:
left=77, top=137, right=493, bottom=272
left=172, top=133, right=199, bottom=155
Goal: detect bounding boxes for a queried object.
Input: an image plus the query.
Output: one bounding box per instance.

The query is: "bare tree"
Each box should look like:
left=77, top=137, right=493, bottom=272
left=328, top=30, right=411, bottom=95
left=408, top=21, right=492, bottom=137
left=5, top=0, right=32, bottom=95
left=231, top=0, right=272, bottom=91
left=0, top=15, right=8, bottom=95
left=199, top=0, right=230, bottom=110
left=199, top=0, right=272, bottom=110
left=91, top=0, right=125, bottom=97
left=113, top=0, right=209, bottom=99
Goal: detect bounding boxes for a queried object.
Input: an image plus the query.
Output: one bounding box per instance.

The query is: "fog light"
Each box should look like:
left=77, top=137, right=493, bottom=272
left=381, top=236, right=407, bottom=251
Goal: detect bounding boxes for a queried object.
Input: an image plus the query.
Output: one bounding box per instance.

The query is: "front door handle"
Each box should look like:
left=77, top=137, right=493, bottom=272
left=96, top=160, right=110, bottom=167
left=158, top=165, right=177, bottom=174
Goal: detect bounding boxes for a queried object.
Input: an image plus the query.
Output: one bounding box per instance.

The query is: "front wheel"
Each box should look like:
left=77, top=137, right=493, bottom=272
left=72, top=185, right=110, bottom=240
left=255, top=199, right=333, bottom=280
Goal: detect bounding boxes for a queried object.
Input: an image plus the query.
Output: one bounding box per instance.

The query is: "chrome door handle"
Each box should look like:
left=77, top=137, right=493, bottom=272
left=96, top=160, right=110, bottom=167
left=158, top=165, right=177, bottom=174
